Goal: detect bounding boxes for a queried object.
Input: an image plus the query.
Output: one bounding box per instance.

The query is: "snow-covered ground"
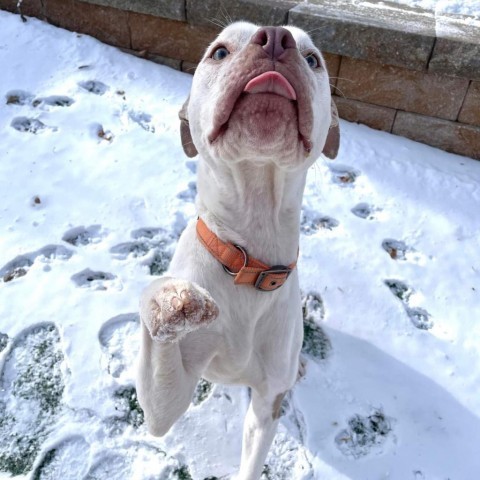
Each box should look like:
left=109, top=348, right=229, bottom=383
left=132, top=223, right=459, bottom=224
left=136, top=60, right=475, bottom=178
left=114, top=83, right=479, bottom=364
left=1, top=10, right=480, bottom=480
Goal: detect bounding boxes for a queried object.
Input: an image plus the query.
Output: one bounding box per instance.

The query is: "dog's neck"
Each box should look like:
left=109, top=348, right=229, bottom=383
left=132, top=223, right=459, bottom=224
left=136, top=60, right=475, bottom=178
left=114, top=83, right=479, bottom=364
left=196, top=158, right=306, bottom=266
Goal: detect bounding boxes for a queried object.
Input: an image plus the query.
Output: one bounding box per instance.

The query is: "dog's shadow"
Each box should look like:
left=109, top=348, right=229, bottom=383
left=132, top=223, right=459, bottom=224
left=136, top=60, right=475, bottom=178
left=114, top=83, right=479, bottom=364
left=294, top=327, right=480, bottom=479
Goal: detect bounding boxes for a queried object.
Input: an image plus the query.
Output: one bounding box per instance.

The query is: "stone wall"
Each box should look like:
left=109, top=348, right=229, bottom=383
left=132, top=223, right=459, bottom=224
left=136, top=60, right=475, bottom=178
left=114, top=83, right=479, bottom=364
left=2, top=0, right=479, bottom=159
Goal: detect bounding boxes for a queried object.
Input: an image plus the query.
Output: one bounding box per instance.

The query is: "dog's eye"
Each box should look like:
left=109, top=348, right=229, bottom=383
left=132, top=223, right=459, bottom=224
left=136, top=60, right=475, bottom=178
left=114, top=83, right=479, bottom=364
left=211, top=46, right=230, bottom=61
left=304, top=53, right=320, bottom=69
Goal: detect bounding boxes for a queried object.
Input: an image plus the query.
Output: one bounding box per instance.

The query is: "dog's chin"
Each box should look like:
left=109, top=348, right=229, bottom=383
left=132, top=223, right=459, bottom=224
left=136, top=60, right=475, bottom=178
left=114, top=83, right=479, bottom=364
left=209, top=93, right=307, bottom=166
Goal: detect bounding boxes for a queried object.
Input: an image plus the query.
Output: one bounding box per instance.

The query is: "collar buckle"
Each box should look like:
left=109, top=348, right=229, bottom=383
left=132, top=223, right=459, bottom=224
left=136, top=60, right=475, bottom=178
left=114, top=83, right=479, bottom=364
left=254, top=265, right=292, bottom=292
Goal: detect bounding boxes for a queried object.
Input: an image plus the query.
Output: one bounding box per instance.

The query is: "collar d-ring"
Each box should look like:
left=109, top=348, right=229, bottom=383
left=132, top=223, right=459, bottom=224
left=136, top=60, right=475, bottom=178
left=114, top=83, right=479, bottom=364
left=222, top=244, right=248, bottom=276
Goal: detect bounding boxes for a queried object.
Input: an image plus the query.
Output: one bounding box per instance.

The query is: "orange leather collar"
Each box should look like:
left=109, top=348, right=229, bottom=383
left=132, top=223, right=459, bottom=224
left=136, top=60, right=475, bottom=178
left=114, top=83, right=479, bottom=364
left=196, top=217, right=297, bottom=292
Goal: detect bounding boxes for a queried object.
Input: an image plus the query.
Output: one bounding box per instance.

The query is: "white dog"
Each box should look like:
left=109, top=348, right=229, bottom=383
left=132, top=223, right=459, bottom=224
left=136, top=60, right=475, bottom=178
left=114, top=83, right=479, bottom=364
left=137, top=22, right=339, bottom=479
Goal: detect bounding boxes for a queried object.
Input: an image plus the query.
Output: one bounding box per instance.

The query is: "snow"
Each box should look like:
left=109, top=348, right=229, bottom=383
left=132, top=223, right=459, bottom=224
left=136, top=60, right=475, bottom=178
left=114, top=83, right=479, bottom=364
left=386, top=0, right=480, bottom=18
left=1, top=9, right=480, bottom=480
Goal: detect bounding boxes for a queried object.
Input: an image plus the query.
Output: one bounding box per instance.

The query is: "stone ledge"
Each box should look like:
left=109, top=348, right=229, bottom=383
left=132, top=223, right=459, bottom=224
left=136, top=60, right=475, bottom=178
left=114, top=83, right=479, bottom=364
left=429, top=18, right=480, bottom=80
left=289, top=1, right=436, bottom=71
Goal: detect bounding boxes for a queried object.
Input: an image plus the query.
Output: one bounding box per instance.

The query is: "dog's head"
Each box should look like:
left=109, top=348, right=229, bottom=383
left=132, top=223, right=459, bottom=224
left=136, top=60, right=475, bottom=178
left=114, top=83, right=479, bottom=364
left=180, top=22, right=339, bottom=169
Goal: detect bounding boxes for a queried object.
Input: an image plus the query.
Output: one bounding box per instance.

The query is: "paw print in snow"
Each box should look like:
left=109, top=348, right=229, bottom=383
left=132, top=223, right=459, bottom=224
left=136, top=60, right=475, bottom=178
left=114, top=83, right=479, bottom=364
left=70, top=269, right=117, bottom=290
left=62, top=225, right=104, bottom=246
left=328, top=164, right=360, bottom=186
left=78, top=80, right=109, bottom=95
left=98, top=313, right=139, bottom=379
left=301, top=207, right=339, bottom=235
left=31, top=436, right=90, bottom=480
left=11, top=116, right=57, bottom=134
left=33, top=95, right=75, bottom=108
left=384, top=279, right=433, bottom=330
left=335, top=410, right=393, bottom=458
left=110, top=227, right=174, bottom=276
left=0, top=245, right=73, bottom=283
left=5, top=90, right=34, bottom=105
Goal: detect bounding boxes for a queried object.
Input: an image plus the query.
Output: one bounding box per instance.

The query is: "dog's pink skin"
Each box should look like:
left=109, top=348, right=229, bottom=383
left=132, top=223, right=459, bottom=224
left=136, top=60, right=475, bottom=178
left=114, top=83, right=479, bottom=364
left=243, top=71, right=297, bottom=100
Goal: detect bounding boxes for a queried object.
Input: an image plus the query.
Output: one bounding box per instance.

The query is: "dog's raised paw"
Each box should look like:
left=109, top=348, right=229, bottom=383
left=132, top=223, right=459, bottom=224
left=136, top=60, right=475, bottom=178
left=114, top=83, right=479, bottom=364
left=142, top=279, right=219, bottom=343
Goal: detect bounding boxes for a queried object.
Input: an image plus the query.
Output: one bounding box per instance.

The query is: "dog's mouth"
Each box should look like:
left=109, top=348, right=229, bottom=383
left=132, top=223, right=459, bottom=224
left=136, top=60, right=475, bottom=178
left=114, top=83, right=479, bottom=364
left=243, top=71, right=296, bottom=100
left=208, top=70, right=313, bottom=154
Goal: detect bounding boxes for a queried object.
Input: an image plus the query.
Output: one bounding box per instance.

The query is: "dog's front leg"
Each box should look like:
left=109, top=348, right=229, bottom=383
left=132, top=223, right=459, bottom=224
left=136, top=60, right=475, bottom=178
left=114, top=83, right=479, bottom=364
left=238, top=389, right=286, bottom=480
left=136, top=277, right=219, bottom=436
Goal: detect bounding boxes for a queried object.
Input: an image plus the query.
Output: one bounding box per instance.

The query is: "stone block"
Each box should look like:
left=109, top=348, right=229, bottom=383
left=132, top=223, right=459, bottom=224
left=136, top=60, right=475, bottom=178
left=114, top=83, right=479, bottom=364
left=130, top=12, right=219, bottom=64
left=334, top=96, right=396, bottom=132
left=323, top=52, right=341, bottom=89
left=44, top=0, right=130, bottom=48
left=459, top=82, right=480, bottom=126
left=0, top=0, right=15, bottom=12
left=78, top=0, right=185, bottom=21
left=186, top=0, right=296, bottom=27
left=337, top=57, right=469, bottom=121
left=0, top=0, right=43, bottom=17
left=289, top=1, right=436, bottom=71
left=429, top=16, right=480, bottom=80
left=393, top=111, right=480, bottom=160
left=44, top=0, right=76, bottom=31
left=75, top=1, right=130, bottom=48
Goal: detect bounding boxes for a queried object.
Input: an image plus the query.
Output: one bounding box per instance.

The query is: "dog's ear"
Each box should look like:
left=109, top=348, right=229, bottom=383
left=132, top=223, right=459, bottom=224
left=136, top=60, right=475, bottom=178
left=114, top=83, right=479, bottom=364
left=322, top=99, right=340, bottom=159
left=179, top=95, right=198, bottom=158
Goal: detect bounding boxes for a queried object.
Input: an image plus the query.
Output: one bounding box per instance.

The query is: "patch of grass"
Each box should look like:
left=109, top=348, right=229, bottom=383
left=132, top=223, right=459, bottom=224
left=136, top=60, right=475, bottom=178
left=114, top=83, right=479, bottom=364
left=0, top=429, right=43, bottom=476
left=172, top=465, right=193, bottom=480
left=0, top=333, right=8, bottom=353
left=261, top=464, right=272, bottom=479
left=149, top=250, right=172, bottom=276
left=302, top=318, right=331, bottom=361
left=0, top=323, right=65, bottom=476
left=113, top=386, right=144, bottom=428
left=192, top=378, right=213, bottom=406
left=301, top=292, right=330, bottom=360
left=12, top=326, right=64, bottom=413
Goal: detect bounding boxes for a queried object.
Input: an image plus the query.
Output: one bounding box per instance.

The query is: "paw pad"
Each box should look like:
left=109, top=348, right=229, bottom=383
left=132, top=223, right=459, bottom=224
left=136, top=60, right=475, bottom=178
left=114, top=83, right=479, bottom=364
left=144, top=280, right=219, bottom=342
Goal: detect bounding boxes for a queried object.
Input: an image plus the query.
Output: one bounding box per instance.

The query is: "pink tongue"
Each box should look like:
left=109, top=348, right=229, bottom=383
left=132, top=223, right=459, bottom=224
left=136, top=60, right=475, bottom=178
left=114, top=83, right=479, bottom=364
left=243, top=71, right=297, bottom=100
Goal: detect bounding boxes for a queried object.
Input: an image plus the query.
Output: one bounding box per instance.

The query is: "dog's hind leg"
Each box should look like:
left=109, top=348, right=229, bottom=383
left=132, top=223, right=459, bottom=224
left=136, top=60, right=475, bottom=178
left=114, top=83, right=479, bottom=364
left=238, top=389, right=287, bottom=480
left=136, top=277, right=219, bottom=436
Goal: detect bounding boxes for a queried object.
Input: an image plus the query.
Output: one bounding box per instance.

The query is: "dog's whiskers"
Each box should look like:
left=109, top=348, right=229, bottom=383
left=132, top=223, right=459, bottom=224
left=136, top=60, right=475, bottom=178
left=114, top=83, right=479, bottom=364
left=329, top=76, right=353, bottom=83
left=330, top=84, right=347, bottom=99
left=208, top=5, right=233, bottom=29
left=304, top=26, right=327, bottom=36
left=207, top=17, right=228, bottom=29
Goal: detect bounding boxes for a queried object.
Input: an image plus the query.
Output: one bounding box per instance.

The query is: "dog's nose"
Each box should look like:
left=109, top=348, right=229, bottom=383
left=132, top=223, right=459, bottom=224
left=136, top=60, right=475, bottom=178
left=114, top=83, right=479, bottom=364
left=251, top=27, right=297, bottom=60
